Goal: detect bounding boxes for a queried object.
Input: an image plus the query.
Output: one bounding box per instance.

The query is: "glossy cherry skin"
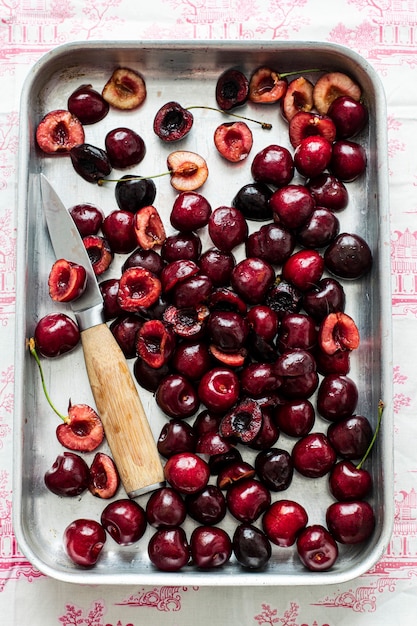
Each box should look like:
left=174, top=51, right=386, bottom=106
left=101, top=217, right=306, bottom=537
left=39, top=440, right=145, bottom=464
left=327, top=414, right=373, bottom=460
left=34, top=312, right=80, bottom=357
left=67, top=84, right=109, bottom=125
left=146, top=487, right=187, bottom=528
left=44, top=452, right=89, bottom=497
left=69, top=203, right=104, bottom=237
left=63, top=519, right=106, bottom=567
left=185, top=485, right=227, bottom=525
left=247, top=305, right=279, bottom=343
left=327, top=95, right=368, bottom=138
left=296, top=524, right=339, bottom=571
left=190, top=526, right=232, bottom=569
left=208, top=206, right=248, bottom=252
left=277, top=312, right=317, bottom=352
left=155, top=373, right=199, bottom=419
left=326, top=500, right=375, bottom=544
left=171, top=191, right=212, bottom=232
left=292, top=432, right=336, bottom=478
left=262, top=499, right=308, bottom=547
left=100, top=499, right=147, bottom=545
left=105, top=127, right=146, bottom=169
left=302, top=277, right=345, bottom=322
left=317, top=374, right=358, bottom=422
left=324, top=232, right=372, bottom=279
left=274, top=399, right=315, bottom=438
left=282, top=249, right=324, bottom=292
left=102, top=210, right=136, bottom=254
left=199, top=247, right=235, bottom=287
left=164, top=452, right=210, bottom=495
left=255, top=448, right=293, bottom=492
left=157, top=419, right=197, bottom=458
left=148, top=527, right=190, bottom=571
left=270, top=184, right=315, bottom=230
left=246, top=222, right=295, bottom=266
left=198, top=367, right=240, bottom=414
left=231, top=257, right=275, bottom=305
left=329, top=460, right=372, bottom=501
left=226, top=478, right=271, bottom=523
left=329, top=139, right=367, bottom=182
left=251, top=144, right=294, bottom=187
left=232, top=523, right=272, bottom=570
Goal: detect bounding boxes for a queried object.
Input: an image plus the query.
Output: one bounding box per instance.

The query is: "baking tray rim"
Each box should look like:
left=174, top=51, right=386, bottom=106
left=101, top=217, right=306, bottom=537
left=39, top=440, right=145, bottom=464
left=13, top=39, right=394, bottom=586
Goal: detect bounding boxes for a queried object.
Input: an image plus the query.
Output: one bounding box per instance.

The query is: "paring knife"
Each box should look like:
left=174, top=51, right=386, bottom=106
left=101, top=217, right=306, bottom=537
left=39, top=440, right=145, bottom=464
left=40, top=174, right=165, bottom=498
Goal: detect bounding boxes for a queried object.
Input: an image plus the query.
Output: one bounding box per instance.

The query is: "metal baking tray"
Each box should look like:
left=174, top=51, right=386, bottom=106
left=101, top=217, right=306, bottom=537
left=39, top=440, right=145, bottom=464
left=13, top=41, right=393, bottom=586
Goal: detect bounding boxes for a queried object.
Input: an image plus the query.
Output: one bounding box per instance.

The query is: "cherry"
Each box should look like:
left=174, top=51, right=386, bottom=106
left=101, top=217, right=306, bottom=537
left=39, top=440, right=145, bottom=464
left=208, top=310, right=249, bottom=352
left=208, top=206, right=248, bottom=252
left=36, top=109, right=85, bottom=154
left=249, top=406, right=280, bottom=450
left=251, top=144, right=294, bottom=187
left=302, top=277, right=346, bottom=322
left=136, top=319, right=175, bottom=369
left=306, top=173, right=349, bottom=212
left=115, top=174, right=156, bottom=213
left=296, top=524, right=339, bottom=571
left=101, top=499, right=147, bottom=545
left=324, top=232, right=372, bottom=279
left=164, top=452, right=210, bottom=495
left=328, top=95, right=368, bottom=139
left=226, top=478, right=271, bottom=523
left=198, top=367, right=240, bottom=413
left=99, top=278, right=124, bottom=321
left=70, top=143, right=112, bottom=183
left=44, top=452, right=89, bottom=497
left=67, top=84, right=109, bottom=125
left=102, top=67, right=146, bottom=110
left=33, top=313, right=80, bottom=358
left=248, top=66, right=288, bottom=103
left=193, top=409, right=223, bottom=437
left=110, top=313, right=143, bottom=359
left=153, top=101, right=194, bottom=141
left=196, top=431, right=233, bottom=456
left=117, top=267, right=162, bottom=312
left=318, top=311, right=360, bottom=355
left=214, top=121, right=253, bottom=162
left=186, top=485, right=227, bottom=525
left=161, top=232, right=202, bottom=263
left=199, top=248, right=235, bottom=287
left=133, top=205, right=166, bottom=250
left=56, top=402, right=104, bottom=453
left=88, top=452, right=120, bottom=499
left=329, top=139, right=367, bottom=182
left=167, top=150, right=208, bottom=192
left=161, top=259, right=200, bottom=293
left=48, top=258, right=87, bottom=303
left=288, top=111, right=336, bottom=148
left=329, top=460, right=372, bottom=502
left=217, top=460, right=255, bottom=490
left=270, top=184, right=315, bottom=230
left=133, top=358, right=170, bottom=392
left=148, top=527, right=190, bottom=571
left=282, top=75, right=314, bottom=121
left=83, top=234, right=113, bottom=275
left=296, top=207, right=339, bottom=249
left=157, top=419, right=197, bottom=458
left=277, top=312, right=317, bottom=352
left=64, top=518, right=106, bottom=567
left=220, top=398, right=263, bottom=444
left=69, top=203, right=104, bottom=237
left=216, top=68, right=249, bottom=110
left=146, top=487, right=187, bottom=528
left=274, top=399, right=315, bottom=438
left=232, top=182, right=273, bottom=221
left=190, top=526, right=232, bottom=569
left=209, top=447, right=242, bottom=475
left=282, top=249, right=324, bottom=292
left=262, top=499, right=308, bottom=547
left=232, top=523, right=271, bottom=569
left=246, top=222, right=295, bottom=266
left=314, top=347, right=351, bottom=376
left=317, top=374, right=358, bottom=422
left=327, top=414, right=373, bottom=460
left=156, top=373, right=199, bottom=419
left=105, top=127, right=146, bottom=170
left=172, top=340, right=213, bottom=381
left=292, top=432, right=336, bottom=478
left=173, top=274, right=213, bottom=309
left=313, top=71, right=362, bottom=115
left=102, top=210, right=136, bottom=254
left=326, top=500, right=375, bottom=544
left=247, top=305, right=279, bottom=343
left=294, top=135, right=333, bottom=178
left=255, top=448, right=293, bottom=492
left=231, top=257, right=275, bottom=305
left=170, top=191, right=212, bottom=232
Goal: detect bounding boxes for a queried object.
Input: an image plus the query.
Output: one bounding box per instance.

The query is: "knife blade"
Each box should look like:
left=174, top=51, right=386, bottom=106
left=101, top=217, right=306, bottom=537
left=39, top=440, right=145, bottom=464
left=40, top=174, right=165, bottom=498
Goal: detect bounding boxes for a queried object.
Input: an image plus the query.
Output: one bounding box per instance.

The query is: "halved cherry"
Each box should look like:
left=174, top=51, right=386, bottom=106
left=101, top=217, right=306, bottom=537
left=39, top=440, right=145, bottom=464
left=167, top=150, right=208, bottom=191
left=134, top=205, right=166, bottom=250
left=209, top=345, right=247, bottom=368
left=117, top=266, right=162, bottom=312
left=136, top=319, right=176, bottom=368
left=83, top=235, right=113, bottom=275
left=102, top=67, right=146, bottom=110
left=88, top=452, right=120, bottom=499
left=213, top=121, right=253, bottom=162
left=48, top=258, right=87, bottom=303
left=153, top=101, right=194, bottom=141
left=163, top=304, right=210, bottom=338
left=318, top=312, right=360, bottom=355
left=56, top=402, right=105, bottom=452
left=313, top=71, right=361, bottom=115
left=216, top=68, right=249, bottom=110
left=249, top=67, right=288, bottom=103
left=36, top=109, right=85, bottom=154
left=288, top=111, right=336, bottom=148
left=282, top=76, right=314, bottom=121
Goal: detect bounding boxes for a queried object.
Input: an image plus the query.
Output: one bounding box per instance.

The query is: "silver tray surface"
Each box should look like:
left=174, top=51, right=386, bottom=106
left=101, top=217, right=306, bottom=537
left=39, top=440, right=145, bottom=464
left=13, top=40, right=393, bottom=586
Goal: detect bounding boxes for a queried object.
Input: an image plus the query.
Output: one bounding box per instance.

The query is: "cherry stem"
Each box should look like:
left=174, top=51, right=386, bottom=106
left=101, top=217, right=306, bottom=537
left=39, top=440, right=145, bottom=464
left=356, top=399, right=384, bottom=470
left=279, top=68, right=322, bottom=79
left=98, top=171, right=170, bottom=186
left=27, top=337, right=67, bottom=423
left=186, top=105, right=272, bottom=130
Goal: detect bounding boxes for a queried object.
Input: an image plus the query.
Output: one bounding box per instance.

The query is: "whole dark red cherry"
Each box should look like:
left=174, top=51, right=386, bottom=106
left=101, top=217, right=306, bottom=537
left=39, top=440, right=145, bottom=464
left=70, top=143, right=112, bottom=183
left=327, top=414, right=373, bottom=460
left=34, top=312, right=80, bottom=358
left=192, top=409, right=223, bottom=437
left=326, top=500, right=375, bottom=544
left=296, top=524, right=339, bottom=571
left=161, top=232, right=202, bottom=263
left=99, top=278, right=124, bottom=321
left=270, top=184, right=315, bottom=230
left=306, top=173, right=348, bottom=212
left=314, top=347, right=351, bottom=376
left=146, top=487, right=187, bottom=528
left=115, top=174, right=156, bottom=213
left=44, top=452, right=89, bottom=497
left=100, top=499, right=147, bottom=545
left=164, top=451, right=210, bottom=495
left=232, top=523, right=271, bottom=569
left=208, top=206, right=248, bottom=252
left=317, top=374, right=358, bottom=422
left=110, top=313, right=142, bottom=359
left=296, top=207, right=339, bottom=249
left=186, top=484, right=227, bottom=525
left=232, top=182, right=273, bottom=221
left=274, top=399, right=315, bottom=438
left=173, top=274, right=213, bottom=309
left=170, top=191, right=212, bottom=232
left=292, top=432, right=336, bottom=478
left=190, top=526, right=232, bottom=569
left=231, top=257, right=275, bottom=305
left=240, top=362, right=281, bottom=398
left=251, top=144, right=294, bottom=187
left=199, top=247, right=235, bottom=287
left=171, top=340, right=213, bottom=381
left=282, top=249, right=324, bottom=292
left=123, top=247, right=165, bottom=276
left=262, top=499, right=308, bottom=547
left=148, top=527, right=190, bottom=571
left=67, top=84, right=109, bottom=124
left=247, top=305, right=279, bottom=343
left=133, top=358, right=170, bottom=392
left=208, top=310, right=249, bottom=351
left=105, top=127, right=146, bottom=169
left=294, top=135, right=333, bottom=178
left=63, top=518, right=106, bottom=567
left=328, top=95, right=368, bottom=138
left=69, top=203, right=104, bottom=237
left=246, top=222, right=295, bottom=266
left=157, top=419, right=197, bottom=458
left=155, top=373, right=199, bottom=419
left=102, top=210, right=136, bottom=254
left=329, top=139, right=367, bottom=182
left=324, top=232, right=373, bottom=279
left=255, top=448, right=293, bottom=492
left=329, top=459, right=372, bottom=501
left=226, top=478, right=271, bottom=523
left=277, top=312, right=317, bottom=352
left=198, top=367, right=240, bottom=413
left=302, top=277, right=346, bottom=322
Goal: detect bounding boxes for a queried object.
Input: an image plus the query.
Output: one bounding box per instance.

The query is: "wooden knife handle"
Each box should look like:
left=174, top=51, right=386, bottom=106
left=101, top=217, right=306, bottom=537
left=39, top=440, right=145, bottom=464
left=80, top=322, right=165, bottom=498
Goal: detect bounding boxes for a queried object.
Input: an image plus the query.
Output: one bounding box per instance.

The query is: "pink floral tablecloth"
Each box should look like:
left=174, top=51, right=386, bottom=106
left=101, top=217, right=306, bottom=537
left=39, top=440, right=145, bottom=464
left=1, top=1, right=416, bottom=624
